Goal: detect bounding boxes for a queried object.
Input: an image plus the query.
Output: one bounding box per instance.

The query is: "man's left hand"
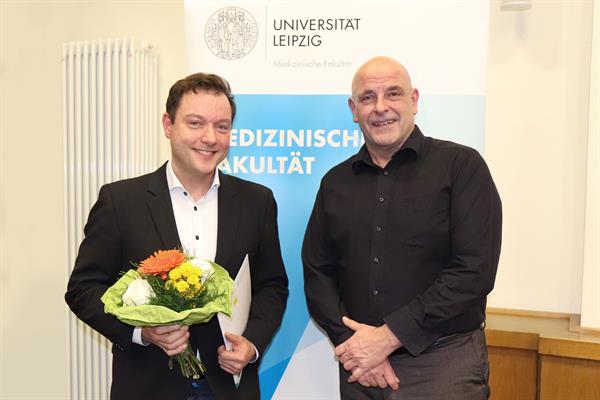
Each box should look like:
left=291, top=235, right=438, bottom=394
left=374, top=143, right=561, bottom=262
left=335, top=317, right=402, bottom=380
left=352, top=358, right=400, bottom=390
left=217, top=332, right=256, bottom=375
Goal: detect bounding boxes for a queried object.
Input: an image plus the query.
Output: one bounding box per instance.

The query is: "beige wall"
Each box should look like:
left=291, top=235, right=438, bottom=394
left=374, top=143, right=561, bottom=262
left=485, top=0, right=593, bottom=314
left=0, top=0, right=596, bottom=398
left=0, top=1, right=183, bottom=398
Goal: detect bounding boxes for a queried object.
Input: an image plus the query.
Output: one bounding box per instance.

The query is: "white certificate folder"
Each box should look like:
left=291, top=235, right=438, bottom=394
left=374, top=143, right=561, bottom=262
left=218, top=254, right=251, bottom=387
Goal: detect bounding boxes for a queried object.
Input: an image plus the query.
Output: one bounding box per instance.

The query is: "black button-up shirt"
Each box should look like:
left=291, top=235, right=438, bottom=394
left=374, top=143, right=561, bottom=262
left=302, top=125, right=502, bottom=356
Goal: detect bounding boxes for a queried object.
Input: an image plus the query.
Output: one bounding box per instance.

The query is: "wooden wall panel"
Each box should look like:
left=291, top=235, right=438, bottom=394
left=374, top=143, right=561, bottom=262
left=539, top=355, right=600, bottom=400
left=488, top=346, right=538, bottom=400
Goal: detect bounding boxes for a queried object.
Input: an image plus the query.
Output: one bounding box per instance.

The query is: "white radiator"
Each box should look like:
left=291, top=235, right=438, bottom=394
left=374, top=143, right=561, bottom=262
left=63, top=37, right=159, bottom=400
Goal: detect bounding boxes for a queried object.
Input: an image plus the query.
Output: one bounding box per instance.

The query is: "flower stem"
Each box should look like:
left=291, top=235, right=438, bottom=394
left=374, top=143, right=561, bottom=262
left=170, top=341, right=206, bottom=378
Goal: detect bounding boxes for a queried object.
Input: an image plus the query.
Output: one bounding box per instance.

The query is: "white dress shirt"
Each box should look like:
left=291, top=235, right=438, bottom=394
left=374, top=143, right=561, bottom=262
left=166, top=160, right=220, bottom=259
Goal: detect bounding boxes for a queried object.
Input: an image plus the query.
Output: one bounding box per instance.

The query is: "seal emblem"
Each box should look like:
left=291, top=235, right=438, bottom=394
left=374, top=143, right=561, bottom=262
left=205, top=7, right=258, bottom=60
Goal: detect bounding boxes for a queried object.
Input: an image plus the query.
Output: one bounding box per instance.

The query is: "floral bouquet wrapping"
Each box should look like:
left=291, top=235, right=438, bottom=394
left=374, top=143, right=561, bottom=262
left=101, top=249, right=233, bottom=378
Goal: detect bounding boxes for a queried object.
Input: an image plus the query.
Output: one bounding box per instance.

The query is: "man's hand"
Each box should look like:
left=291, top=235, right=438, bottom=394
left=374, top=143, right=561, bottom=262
left=335, top=317, right=402, bottom=382
left=141, top=325, right=189, bottom=356
left=217, top=332, right=256, bottom=375
left=352, top=359, right=400, bottom=390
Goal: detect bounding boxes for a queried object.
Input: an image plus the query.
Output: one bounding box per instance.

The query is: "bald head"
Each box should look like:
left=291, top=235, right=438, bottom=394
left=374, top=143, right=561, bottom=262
left=347, top=56, right=419, bottom=167
left=351, top=56, right=413, bottom=99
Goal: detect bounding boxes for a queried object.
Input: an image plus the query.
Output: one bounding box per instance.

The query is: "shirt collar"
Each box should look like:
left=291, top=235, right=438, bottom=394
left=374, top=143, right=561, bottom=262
left=352, top=124, right=424, bottom=170
left=165, top=160, right=220, bottom=193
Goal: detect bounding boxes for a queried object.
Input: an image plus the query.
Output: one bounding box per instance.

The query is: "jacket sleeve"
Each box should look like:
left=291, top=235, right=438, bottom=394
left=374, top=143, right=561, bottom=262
left=65, top=184, right=134, bottom=351
left=242, top=189, right=289, bottom=354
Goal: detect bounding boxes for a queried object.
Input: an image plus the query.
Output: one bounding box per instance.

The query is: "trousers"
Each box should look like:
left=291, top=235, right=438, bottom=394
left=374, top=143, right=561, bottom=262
left=339, top=327, right=490, bottom=400
left=186, top=378, right=215, bottom=400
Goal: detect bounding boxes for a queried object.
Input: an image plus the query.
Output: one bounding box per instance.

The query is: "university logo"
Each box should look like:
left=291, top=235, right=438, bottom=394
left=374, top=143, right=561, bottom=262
left=205, top=7, right=258, bottom=60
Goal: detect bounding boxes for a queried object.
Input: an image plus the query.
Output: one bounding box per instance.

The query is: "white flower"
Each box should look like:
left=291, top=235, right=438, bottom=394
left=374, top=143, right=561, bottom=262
left=122, top=278, right=155, bottom=306
left=192, top=258, right=215, bottom=284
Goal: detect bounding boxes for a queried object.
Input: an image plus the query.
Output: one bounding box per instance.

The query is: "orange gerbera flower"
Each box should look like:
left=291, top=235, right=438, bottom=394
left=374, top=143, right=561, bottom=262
left=138, top=249, right=186, bottom=280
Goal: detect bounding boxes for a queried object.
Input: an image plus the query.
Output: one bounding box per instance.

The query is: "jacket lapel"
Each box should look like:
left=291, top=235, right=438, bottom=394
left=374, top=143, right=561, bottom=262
left=215, top=171, right=240, bottom=273
left=146, top=163, right=181, bottom=250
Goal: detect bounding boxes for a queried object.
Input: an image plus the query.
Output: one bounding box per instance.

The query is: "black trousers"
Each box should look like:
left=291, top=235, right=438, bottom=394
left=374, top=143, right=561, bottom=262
left=340, top=328, right=490, bottom=400
left=186, top=378, right=215, bottom=400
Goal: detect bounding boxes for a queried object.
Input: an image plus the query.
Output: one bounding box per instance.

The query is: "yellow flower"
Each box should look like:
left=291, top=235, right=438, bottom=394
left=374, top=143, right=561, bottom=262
left=175, top=280, right=189, bottom=293
left=187, top=274, right=200, bottom=286
left=169, top=268, right=182, bottom=280
left=179, top=262, right=200, bottom=278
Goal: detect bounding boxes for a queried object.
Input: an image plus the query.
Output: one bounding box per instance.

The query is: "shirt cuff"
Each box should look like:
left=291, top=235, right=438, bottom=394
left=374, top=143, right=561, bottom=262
left=132, top=327, right=150, bottom=346
left=249, top=343, right=259, bottom=363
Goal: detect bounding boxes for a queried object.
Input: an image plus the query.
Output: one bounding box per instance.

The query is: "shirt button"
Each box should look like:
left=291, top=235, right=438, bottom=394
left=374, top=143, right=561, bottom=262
left=183, top=191, right=188, bottom=196
left=376, top=226, right=382, bottom=232
left=195, top=235, right=199, bottom=240
left=194, top=206, right=197, bottom=211
left=372, top=290, right=379, bottom=296
left=378, top=196, right=385, bottom=202
left=383, top=170, right=389, bottom=176
left=373, top=257, right=380, bottom=263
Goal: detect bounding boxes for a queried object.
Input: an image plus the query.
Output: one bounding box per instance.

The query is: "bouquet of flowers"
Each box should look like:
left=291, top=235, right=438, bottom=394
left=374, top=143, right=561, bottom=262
left=101, top=249, right=233, bottom=378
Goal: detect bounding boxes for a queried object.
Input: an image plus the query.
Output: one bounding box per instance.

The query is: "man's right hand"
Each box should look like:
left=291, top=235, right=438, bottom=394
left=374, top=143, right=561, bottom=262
left=141, top=325, right=189, bottom=356
left=352, top=358, right=400, bottom=390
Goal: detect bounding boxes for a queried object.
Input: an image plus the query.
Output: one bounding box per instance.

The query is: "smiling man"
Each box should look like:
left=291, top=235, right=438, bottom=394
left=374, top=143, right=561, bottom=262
left=66, top=73, right=288, bottom=400
left=303, top=56, right=502, bottom=399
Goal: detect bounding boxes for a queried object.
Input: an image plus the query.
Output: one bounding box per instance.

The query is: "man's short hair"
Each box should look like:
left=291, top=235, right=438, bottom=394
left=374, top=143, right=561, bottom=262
left=165, top=72, right=236, bottom=123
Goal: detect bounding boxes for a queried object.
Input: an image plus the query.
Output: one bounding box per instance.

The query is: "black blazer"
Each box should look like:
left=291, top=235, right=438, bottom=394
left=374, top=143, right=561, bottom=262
left=65, top=163, right=288, bottom=400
